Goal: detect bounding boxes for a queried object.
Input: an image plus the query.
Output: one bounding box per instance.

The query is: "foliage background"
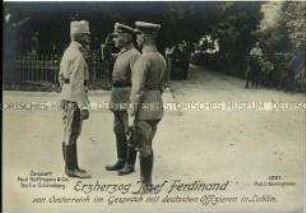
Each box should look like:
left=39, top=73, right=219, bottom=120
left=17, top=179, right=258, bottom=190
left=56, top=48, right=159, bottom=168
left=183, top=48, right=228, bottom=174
left=3, top=1, right=306, bottom=91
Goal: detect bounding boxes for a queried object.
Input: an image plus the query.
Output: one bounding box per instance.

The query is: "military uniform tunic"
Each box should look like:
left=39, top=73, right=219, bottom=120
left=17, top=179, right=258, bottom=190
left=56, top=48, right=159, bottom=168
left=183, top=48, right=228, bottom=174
left=130, top=45, right=167, bottom=121
left=130, top=45, right=167, bottom=156
left=59, top=41, right=89, bottom=107
left=110, top=44, right=140, bottom=112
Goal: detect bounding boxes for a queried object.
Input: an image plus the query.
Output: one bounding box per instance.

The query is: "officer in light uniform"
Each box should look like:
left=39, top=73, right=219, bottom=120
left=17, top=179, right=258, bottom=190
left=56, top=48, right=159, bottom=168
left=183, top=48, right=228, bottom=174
left=59, top=20, right=91, bottom=178
left=129, top=21, right=167, bottom=189
left=105, top=23, right=140, bottom=174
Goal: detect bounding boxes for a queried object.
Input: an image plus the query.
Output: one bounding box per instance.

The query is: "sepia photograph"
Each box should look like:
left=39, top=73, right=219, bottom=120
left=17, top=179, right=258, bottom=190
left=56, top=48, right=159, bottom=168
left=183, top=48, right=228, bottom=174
left=2, top=1, right=306, bottom=212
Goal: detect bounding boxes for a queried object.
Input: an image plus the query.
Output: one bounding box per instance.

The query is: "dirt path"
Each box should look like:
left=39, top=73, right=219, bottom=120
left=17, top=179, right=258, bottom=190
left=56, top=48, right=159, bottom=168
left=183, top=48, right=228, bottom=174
left=3, top=65, right=305, bottom=212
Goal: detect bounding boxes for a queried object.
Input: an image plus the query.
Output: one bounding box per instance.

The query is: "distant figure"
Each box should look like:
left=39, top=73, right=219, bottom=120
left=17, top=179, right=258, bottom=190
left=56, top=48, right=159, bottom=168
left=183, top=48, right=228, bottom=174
left=31, top=31, right=39, bottom=55
left=170, top=42, right=189, bottom=80
left=164, top=46, right=175, bottom=86
left=245, top=42, right=263, bottom=89
left=4, top=6, right=30, bottom=83
left=101, top=34, right=116, bottom=89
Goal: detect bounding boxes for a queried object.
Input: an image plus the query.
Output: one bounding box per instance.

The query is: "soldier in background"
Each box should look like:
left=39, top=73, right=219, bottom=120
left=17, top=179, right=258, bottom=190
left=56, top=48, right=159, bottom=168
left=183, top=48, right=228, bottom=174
left=30, top=31, right=39, bottom=55
left=105, top=23, right=140, bottom=175
left=129, top=21, right=167, bottom=191
left=101, top=34, right=117, bottom=89
left=58, top=20, right=91, bottom=178
left=245, top=42, right=263, bottom=89
left=165, top=46, right=175, bottom=86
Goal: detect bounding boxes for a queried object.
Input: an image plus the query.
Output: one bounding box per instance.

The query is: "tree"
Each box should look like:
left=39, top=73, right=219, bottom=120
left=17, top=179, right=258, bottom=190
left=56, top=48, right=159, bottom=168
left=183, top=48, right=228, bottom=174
left=259, top=1, right=305, bottom=90
left=210, top=2, right=263, bottom=76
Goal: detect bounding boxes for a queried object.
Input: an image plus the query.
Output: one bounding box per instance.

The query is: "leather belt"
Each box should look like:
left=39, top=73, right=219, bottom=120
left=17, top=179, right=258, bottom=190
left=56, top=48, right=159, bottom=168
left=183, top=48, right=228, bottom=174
left=145, top=85, right=163, bottom=91
left=112, top=81, right=131, bottom=88
left=63, top=78, right=89, bottom=86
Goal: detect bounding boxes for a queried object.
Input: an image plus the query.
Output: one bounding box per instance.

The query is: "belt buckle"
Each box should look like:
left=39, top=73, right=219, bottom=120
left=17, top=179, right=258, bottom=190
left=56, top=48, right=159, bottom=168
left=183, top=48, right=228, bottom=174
left=64, top=78, right=70, bottom=84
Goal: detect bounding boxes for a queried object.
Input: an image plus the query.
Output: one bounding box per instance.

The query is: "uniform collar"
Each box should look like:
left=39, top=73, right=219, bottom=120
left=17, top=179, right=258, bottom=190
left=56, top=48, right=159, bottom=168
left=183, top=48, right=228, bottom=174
left=120, top=43, right=134, bottom=53
left=142, top=44, right=157, bottom=53
left=70, top=41, right=84, bottom=51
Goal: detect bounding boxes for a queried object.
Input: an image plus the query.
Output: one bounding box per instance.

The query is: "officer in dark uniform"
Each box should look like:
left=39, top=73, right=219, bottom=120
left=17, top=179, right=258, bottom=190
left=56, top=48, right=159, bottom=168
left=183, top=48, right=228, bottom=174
left=129, top=21, right=167, bottom=190
left=105, top=23, right=140, bottom=174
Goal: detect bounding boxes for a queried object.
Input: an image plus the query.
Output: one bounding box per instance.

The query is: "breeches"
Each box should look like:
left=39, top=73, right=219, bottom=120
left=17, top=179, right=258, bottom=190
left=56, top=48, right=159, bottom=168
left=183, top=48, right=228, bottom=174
left=135, top=120, right=159, bottom=158
left=61, top=100, right=82, bottom=145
